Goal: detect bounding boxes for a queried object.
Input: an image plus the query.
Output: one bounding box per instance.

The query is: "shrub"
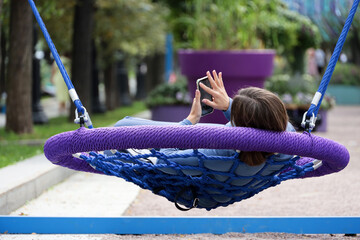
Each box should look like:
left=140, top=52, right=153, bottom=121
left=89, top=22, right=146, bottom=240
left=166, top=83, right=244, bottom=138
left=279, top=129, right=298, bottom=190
left=266, top=74, right=335, bottom=110
left=331, top=63, right=360, bottom=86
left=146, top=77, right=191, bottom=108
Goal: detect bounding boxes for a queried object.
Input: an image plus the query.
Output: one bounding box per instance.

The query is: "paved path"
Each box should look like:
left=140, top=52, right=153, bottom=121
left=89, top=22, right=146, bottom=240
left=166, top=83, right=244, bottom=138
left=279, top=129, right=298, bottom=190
left=10, top=172, right=140, bottom=217
left=0, top=97, right=70, bottom=215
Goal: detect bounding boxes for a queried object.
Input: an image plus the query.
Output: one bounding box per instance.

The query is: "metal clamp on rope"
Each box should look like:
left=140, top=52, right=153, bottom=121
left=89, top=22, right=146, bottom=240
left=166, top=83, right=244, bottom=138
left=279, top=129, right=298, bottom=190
left=74, top=107, right=92, bottom=128
left=174, top=186, right=198, bottom=211
left=301, top=111, right=316, bottom=131
left=192, top=197, right=199, bottom=208
left=312, top=160, right=323, bottom=170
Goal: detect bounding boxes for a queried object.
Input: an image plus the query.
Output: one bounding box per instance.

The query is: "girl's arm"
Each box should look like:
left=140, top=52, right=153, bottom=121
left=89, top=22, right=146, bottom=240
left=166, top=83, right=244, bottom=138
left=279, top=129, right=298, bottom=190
left=222, top=98, right=233, bottom=122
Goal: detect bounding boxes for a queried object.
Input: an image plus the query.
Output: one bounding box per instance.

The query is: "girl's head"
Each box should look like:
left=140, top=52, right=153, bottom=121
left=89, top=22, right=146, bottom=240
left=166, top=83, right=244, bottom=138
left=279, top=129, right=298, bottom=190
left=231, top=87, right=289, bottom=166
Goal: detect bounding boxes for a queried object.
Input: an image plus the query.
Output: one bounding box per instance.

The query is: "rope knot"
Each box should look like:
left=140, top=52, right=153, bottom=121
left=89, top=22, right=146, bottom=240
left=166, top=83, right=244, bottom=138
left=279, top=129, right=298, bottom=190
left=272, top=175, right=281, bottom=185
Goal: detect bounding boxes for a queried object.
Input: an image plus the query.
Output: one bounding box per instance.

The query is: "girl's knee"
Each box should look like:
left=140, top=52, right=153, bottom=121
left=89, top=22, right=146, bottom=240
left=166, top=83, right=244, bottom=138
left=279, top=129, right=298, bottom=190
left=114, top=116, right=133, bottom=127
left=114, top=116, right=154, bottom=127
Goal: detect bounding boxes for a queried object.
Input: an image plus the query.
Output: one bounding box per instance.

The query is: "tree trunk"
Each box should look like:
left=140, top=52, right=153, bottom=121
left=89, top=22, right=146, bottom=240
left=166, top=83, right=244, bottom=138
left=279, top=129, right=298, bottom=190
left=91, top=40, right=106, bottom=113
left=32, top=24, right=48, bottom=124
left=0, top=0, right=5, bottom=98
left=145, top=53, right=165, bottom=95
left=6, top=0, right=33, bottom=134
left=104, top=62, right=117, bottom=110
left=135, top=60, right=147, bottom=100
left=116, top=57, right=131, bottom=106
left=69, top=0, right=94, bottom=122
left=0, top=29, right=5, bottom=96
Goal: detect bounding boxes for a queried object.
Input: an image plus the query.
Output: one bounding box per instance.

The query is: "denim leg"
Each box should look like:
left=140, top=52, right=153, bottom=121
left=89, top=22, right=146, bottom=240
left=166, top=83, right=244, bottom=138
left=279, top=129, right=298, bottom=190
left=114, top=116, right=179, bottom=127
left=114, top=116, right=226, bottom=127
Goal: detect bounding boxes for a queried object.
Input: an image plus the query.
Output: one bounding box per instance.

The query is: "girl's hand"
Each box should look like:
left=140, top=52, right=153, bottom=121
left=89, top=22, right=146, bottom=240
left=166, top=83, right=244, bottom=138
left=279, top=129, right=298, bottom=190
left=200, top=70, right=230, bottom=111
left=186, top=89, right=202, bottom=125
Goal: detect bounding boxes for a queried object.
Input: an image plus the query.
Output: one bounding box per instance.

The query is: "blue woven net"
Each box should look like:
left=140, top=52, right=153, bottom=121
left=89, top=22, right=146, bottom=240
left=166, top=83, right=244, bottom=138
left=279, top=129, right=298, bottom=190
left=79, top=149, right=317, bottom=210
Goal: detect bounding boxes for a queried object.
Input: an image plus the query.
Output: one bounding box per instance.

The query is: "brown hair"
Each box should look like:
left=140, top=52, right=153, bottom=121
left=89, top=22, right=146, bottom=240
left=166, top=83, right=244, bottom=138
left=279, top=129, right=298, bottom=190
left=230, top=87, right=289, bottom=166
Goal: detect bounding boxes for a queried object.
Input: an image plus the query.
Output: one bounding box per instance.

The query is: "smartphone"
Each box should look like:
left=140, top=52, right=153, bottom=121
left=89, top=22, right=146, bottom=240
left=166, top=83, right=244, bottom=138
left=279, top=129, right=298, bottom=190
left=196, top=76, right=214, bottom=116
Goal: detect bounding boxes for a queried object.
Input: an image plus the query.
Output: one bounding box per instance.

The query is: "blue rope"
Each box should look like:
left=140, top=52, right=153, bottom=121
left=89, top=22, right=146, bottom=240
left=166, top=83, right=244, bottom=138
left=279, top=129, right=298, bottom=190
left=307, top=0, right=359, bottom=120
left=28, top=0, right=86, bottom=118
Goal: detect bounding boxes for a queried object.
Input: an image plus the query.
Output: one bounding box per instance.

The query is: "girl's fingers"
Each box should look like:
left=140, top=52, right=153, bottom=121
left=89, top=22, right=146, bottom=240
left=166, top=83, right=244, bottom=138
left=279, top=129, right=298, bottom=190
left=195, top=89, right=200, bottom=101
left=212, top=70, right=220, bottom=88
left=206, top=71, right=217, bottom=89
left=218, top=72, right=224, bottom=88
left=202, top=99, right=216, bottom=108
left=200, top=82, right=216, bottom=96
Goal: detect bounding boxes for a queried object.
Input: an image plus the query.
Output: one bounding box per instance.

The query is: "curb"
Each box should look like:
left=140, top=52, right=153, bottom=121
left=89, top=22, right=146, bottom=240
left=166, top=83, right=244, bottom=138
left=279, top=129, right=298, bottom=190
left=0, top=155, right=75, bottom=215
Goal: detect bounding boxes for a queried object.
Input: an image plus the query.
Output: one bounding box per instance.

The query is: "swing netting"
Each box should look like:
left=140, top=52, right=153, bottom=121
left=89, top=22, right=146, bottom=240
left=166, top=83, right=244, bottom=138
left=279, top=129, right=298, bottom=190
left=44, top=125, right=348, bottom=210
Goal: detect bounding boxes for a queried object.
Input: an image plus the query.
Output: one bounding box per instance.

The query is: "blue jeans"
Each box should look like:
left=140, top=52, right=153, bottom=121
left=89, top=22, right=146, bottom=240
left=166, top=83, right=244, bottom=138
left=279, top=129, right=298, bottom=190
left=114, top=116, right=225, bottom=127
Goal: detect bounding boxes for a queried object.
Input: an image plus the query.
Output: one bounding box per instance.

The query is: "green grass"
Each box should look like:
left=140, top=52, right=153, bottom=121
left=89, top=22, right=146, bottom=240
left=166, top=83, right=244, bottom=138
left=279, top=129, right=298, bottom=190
left=0, top=101, right=147, bottom=168
left=0, top=145, right=44, bottom=168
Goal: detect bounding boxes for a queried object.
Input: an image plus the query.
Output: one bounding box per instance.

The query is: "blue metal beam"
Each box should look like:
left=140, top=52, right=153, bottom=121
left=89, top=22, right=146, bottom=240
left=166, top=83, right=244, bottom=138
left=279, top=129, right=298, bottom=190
left=0, top=216, right=359, bottom=234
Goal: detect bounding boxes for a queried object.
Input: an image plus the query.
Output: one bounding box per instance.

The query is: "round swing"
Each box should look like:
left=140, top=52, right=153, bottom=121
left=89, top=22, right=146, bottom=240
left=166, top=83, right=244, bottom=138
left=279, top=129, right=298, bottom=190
left=29, top=0, right=355, bottom=211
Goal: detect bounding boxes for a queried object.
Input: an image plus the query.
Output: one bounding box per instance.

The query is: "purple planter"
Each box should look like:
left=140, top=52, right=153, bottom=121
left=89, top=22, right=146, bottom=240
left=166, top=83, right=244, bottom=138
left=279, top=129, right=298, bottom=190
left=178, top=49, right=275, bottom=124
left=151, top=105, right=191, bottom=122
left=315, top=109, right=328, bottom=132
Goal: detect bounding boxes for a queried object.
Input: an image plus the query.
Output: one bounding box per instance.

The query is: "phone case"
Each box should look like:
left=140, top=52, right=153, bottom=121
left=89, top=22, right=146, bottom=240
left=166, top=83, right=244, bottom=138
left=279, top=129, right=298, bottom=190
left=196, top=77, right=214, bottom=116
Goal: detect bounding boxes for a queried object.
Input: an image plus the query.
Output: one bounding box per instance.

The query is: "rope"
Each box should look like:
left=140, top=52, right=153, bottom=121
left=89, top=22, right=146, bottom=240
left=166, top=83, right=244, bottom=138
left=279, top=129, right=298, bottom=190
left=44, top=126, right=349, bottom=178
left=306, top=0, right=359, bottom=125
left=28, top=0, right=93, bottom=128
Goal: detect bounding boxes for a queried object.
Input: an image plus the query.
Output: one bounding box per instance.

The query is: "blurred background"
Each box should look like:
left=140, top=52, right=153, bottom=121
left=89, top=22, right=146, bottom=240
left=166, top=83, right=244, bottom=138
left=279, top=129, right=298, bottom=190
left=0, top=0, right=360, bottom=164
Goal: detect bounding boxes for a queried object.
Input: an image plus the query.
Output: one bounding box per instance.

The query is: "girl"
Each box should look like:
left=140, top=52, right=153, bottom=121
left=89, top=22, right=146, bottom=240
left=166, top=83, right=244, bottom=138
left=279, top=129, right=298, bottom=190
left=114, top=72, right=295, bottom=207
left=115, top=70, right=295, bottom=167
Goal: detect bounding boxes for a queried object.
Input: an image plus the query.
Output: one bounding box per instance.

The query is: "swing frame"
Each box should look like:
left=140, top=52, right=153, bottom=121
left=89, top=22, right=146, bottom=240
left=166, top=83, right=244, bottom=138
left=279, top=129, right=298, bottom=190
left=1, top=216, right=360, bottom=234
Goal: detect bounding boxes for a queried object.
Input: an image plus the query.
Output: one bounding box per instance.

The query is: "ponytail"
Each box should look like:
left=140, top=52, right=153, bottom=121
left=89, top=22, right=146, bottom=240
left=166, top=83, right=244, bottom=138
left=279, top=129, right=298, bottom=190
left=231, top=87, right=288, bottom=166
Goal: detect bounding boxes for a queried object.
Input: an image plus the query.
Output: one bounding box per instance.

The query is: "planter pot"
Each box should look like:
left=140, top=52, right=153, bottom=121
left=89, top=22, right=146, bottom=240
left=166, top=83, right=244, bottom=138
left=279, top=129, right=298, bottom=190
left=151, top=105, right=191, bottom=122
left=315, top=109, right=328, bottom=132
left=178, top=49, right=275, bottom=124
left=327, top=85, right=360, bottom=105
left=287, top=107, right=328, bottom=132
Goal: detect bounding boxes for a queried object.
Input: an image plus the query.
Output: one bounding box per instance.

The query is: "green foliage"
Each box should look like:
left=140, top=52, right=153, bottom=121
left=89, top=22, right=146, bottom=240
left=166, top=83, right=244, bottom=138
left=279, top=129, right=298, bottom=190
left=173, top=0, right=264, bottom=49
left=36, top=0, right=76, bottom=53
left=0, top=101, right=146, bottom=168
left=266, top=74, right=315, bottom=97
left=95, top=0, right=169, bottom=62
left=146, top=77, right=191, bottom=108
left=259, top=6, right=321, bottom=54
left=331, top=63, right=360, bottom=86
left=11, top=0, right=169, bottom=64
left=0, top=0, right=9, bottom=35
left=170, top=0, right=320, bottom=52
left=266, top=74, right=335, bottom=110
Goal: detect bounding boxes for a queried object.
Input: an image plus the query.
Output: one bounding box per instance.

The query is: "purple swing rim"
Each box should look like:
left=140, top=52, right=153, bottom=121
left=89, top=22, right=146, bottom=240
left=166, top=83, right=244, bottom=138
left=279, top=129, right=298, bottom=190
left=43, top=125, right=350, bottom=178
